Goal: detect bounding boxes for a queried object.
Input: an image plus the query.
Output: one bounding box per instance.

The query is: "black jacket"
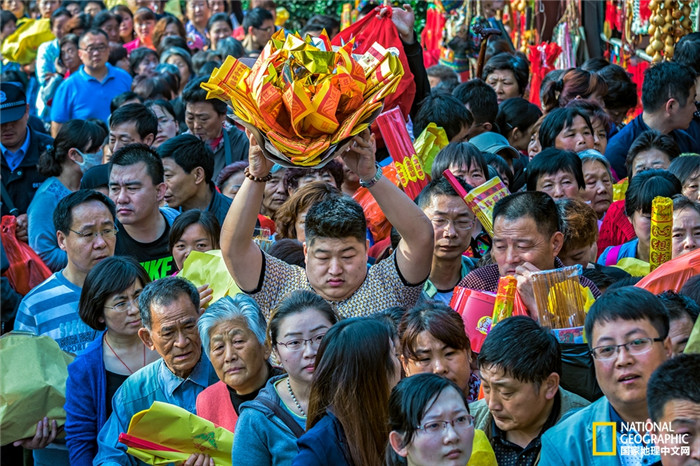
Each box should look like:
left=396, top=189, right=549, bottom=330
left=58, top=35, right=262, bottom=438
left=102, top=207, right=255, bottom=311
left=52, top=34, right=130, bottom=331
left=1, top=128, right=53, bottom=216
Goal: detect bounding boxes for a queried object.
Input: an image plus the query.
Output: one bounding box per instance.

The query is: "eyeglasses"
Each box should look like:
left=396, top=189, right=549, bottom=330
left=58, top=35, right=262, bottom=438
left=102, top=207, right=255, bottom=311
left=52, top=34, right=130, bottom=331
left=69, top=225, right=119, bottom=241
left=104, top=294, right=141, bottom=312
left=81, top=44, right=108, bottom=54
left=276, top=334, right=326, bottom=351
left=416, top=415, right=474, bottom=436
left=430, top=217, right=475, bottom=232
left=590, top=337, right=665, bottom=360
left=254, top=25, right=273, bottom=33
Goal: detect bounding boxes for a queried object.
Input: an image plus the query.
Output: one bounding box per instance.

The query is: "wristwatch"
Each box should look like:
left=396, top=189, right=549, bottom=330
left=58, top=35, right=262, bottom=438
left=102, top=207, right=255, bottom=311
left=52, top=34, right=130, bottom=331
left=359, top=162, right=383, bottom=188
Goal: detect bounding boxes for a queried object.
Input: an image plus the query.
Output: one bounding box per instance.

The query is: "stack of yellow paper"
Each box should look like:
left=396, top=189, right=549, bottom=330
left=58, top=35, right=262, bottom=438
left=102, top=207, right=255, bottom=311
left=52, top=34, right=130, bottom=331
left=201, top=30, right=403, bottom=167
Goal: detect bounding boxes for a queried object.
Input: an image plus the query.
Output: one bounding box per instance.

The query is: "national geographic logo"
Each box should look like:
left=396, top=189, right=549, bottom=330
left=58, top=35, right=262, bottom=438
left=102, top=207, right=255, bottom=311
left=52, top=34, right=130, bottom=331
left=592, top=422, right=617, bottom=456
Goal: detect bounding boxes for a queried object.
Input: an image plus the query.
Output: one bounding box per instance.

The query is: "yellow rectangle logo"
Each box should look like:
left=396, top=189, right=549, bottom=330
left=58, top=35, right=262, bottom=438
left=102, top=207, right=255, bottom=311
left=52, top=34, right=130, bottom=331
left=592, top=422, right=616, bottom=456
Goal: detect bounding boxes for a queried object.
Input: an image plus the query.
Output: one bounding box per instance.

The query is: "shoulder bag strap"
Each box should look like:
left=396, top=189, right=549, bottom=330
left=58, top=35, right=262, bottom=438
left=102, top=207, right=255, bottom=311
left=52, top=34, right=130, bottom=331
left=255, top=397, right=306, bottom=438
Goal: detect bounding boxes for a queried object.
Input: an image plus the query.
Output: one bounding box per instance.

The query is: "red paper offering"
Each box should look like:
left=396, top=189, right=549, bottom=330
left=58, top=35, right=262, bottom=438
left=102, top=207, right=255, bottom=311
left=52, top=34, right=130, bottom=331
left=375, top=107, right=428, bottom=199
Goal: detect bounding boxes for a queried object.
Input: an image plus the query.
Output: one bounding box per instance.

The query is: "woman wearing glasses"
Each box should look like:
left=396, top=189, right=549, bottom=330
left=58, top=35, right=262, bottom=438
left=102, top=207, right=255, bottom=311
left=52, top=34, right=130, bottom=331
left=387, top=373, right=475, bottom=466
left=64, top=256, right=160, bottom=466
left=231, top=290, right=338, bottom=465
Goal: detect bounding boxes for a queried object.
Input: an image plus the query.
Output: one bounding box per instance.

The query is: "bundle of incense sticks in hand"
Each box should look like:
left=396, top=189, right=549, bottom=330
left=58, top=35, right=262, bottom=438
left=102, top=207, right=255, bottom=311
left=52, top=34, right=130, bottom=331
left=530, top=265, right=587, bottom=329
left=201, top=30, right=403, bottom=168
left=649, top=196, right=673, bottom=271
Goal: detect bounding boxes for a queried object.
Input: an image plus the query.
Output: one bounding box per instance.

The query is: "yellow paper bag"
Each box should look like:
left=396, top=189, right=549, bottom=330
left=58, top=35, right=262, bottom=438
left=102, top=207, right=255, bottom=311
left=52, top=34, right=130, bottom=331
left=119, top=401, right=234, bottom=465
left=179, top=250, right=240, bottom=305
left=467, top=429, right=498, bottom=465
left=0, top=332, right=74, bottom=445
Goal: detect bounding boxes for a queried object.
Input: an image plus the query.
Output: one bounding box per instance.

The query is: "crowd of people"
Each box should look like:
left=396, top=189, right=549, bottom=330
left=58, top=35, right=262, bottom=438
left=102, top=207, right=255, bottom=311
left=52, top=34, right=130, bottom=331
left=2, top=0, right=700, bottom=465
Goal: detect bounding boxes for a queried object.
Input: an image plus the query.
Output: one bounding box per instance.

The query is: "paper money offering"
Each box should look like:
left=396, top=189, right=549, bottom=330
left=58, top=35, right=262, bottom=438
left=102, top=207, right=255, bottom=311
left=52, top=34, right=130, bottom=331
left=202, top=30, right=404, bottom=168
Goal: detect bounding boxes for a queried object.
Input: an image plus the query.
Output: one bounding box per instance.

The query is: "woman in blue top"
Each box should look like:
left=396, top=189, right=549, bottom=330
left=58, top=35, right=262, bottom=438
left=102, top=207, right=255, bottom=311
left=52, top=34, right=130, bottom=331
left=292, top=318, right=402, bottom=466
left=28, top=119, right=106, bottom=271
left=64, top=256, right=160, bottom=466
left=598, top=170, right=681, bottom=267
left=231, top=290, right=338, bottom=465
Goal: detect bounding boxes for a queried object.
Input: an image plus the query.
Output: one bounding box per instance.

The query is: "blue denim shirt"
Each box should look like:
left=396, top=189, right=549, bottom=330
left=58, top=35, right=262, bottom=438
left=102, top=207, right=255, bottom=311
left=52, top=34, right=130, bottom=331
left=94, top=356, right=219, bottom=465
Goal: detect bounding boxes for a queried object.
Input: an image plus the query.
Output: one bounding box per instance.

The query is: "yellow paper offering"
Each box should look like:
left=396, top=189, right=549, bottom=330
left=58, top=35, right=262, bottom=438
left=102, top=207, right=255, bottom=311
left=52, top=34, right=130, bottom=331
left=201, top=30, right=403, bottom=168
left=649, top=196, right=673, bottom=271
left=463, top=177, right=510, bottom=237
left=119, top=401, right=234, bottom=465
left=491, top=275, right=516, bottom=327
left=179, top=250, right=241, bottom=306
left=413, top=123, right=449, bottom=177
left=613, top=178, right=628, bottom=201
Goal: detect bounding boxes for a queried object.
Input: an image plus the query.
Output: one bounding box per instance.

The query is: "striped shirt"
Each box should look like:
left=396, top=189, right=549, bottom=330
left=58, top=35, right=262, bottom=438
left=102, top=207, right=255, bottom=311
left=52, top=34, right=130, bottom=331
left=15, top=271, right=97, bottom=354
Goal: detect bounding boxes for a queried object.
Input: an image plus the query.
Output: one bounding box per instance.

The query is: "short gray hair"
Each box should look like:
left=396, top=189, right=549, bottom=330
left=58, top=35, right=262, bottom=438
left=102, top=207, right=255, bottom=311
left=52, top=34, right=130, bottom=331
left=139, top=277, right=199, bottom=330
left=198, top=294, right=267, bottom=357
left=579, top=149, right=614, bottom=182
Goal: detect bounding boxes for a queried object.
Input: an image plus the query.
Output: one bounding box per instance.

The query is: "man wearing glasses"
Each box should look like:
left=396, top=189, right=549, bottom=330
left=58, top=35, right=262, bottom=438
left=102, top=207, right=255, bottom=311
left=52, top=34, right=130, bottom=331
left=50, top=28, right=132, bottom=136
left=241, top=7, right=275, bottom=58
left=540, top=287, right=673, bottom=465
left=415, top=176, right=478, bottom=304
left=15, top=190, right=116, bottom=353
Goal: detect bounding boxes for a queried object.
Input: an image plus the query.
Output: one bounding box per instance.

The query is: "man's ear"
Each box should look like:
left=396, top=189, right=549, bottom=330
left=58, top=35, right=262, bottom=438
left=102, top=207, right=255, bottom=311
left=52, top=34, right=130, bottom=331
left=544, top=372, right=560, bottom=399
left=665, top=98, right=677, bottom=116
left=388, top=431, right=409, bottom=459
left=551, top=231, right=564, bottom=256
left=57, top=230, right=68, bottom=251
left=483, top=122, right=493, bottom=132
left=193, top=166, right=206, bottom=185
left=138, top=327, right=155, bottom=350
left=155, top=182, right=167, bottom=202
left=400, top=354, right=412, bottom=376
left=144, top=133, right=155, bottom=146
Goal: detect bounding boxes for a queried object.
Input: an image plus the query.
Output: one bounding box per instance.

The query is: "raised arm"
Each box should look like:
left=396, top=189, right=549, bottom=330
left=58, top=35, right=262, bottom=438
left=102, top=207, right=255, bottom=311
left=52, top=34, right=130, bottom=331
left=220, top=132, right=274, bottom=292
left=340, top=130, right=433, bottom=284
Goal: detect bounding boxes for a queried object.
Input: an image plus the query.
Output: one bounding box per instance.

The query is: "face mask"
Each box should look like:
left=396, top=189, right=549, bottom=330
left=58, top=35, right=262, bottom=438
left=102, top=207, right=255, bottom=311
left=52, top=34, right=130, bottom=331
left=74, top=148, right=103, bottom=173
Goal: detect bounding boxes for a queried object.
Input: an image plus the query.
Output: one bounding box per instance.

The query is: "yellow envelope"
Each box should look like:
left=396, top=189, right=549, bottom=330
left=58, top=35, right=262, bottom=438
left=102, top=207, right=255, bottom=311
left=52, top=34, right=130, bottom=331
left=179, top=250, right=240, bottom=305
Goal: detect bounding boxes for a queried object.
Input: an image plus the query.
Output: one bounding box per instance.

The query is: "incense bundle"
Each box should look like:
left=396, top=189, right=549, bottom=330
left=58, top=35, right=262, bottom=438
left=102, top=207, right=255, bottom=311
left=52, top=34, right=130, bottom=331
left=530, top=265, right=586, bottom=329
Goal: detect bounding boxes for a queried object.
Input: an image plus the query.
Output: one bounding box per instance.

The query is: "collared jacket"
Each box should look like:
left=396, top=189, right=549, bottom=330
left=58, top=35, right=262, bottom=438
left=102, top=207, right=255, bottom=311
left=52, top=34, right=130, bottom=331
left=1, top=128, right=52, bottom=216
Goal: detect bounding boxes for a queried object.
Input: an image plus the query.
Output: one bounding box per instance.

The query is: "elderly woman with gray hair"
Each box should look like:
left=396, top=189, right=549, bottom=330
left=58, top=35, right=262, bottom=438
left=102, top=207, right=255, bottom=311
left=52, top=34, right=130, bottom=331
left=195, top=294, right=282, bottom=432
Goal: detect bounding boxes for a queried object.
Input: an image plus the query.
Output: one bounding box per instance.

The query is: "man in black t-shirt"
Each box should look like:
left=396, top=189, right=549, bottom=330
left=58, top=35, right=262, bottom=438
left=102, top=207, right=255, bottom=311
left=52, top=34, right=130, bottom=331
left=108, top=144, right=179, bottom=279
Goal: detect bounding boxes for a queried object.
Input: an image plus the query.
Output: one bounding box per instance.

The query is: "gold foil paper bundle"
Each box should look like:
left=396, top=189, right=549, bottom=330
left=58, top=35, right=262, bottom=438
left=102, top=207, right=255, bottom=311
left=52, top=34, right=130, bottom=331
left=649, top=196, right=673, bottom=271
left=491, top=275, right=517, bottom=327
left=201, top=29, right=403, bottom=167
left=530, top=265, right=587, bottom=329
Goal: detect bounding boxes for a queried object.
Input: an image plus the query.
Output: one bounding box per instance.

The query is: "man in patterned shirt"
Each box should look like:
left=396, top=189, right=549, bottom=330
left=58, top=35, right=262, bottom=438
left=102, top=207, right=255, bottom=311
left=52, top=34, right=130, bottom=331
left=458, top=191, right=601, bottom=314
left=220, top=129, right=434, bottom=319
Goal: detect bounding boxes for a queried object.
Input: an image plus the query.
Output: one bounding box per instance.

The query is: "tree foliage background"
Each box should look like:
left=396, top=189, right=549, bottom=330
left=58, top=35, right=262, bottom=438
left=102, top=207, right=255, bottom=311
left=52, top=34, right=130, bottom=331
left=243, top=1, right=429, bottom=35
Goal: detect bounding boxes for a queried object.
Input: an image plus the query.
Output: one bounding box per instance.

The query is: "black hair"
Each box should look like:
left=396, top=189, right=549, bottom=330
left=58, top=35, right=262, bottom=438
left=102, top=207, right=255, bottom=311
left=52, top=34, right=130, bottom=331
left=585, top=287, right=669, bottom=348
left=426, top=64, right=459, bottom=87
left=109, top=103, right=158, bottom=140
left=495, top=97, right=542, bottom=139
left=182, top=76, right=228, bottom=114
left=412, top=92, right=473, bottom=142
left=267, top=289, right=338, bottom=346
left=158, top=36, right=190, bottom=56
left=79, top=256, right=150, bottom=331
left=283, top=159, right=344, bottom=192
left=268, top=238, right=305, bottom=267
left=482, top=52, right=530, bottom=95
left=478, top=315, right=561, bottom=384
left=430, top=142, right=487, bottom=180
left=216, top=36, right=245, bottom=59
left=299, top=14, right=340, bottom=37
left=373, top=306, right=406, bottom=335
left=452, top=79, right=499, bottom=125
left=626, top=130, right=681, bottom=179
left=144, top=98, right=176, bottom=122
left=624, top=169, right=682, bottom=216
left=0, top=10, right=17, bottom=30
left=242, top=6, right=273, bottom=30
left=108, top=43, right=128, bottom=68
left=538, top=107, right=594, bottom=150
left=386, top=373, right=469, bottom=466
left=109, top=143, right=164, bottom=185
left=50, top=7, right=72, bottom=27
left=168, top=209, right=221, bottom=252
left=79, top=28, right=108, bottom=45
left=304, top=195, right=366, bottom=244
left=38, top=119, right=107, bottom=177
left=110, top=91, right=143, bottom=113
left=138, top=276, right=199, bottom=329
left=53, top=189, right=116, bottom=234
left=674, top=32, right=700, bottom=74
left=92, top=9, right=119, bottom=28
left=597, top=64, right=638, bottom=113
left=482, top=152, right=514, bottom=188
left=647, top=354, right=700, bottom=422
left=493, top=191, right=562, bottom=238
left=681, top=275, right=700, bottom=306
left=415, top=175, right=472, bottom=210
left=526, top=147, right=585, bottom=191
left=158, top=134, right=215, bottom=188
left=85, top=0, right=107, bottom=12
left=580, top=57, right=610, bottom=72
left=129, top=46, right=158, bottom=75
left=673, top=195, right=700, bottom=218
left=658, top=290, right=700, bottom=323
left=207, top=11, right=232, bottom=30
left=668, top=155, right=700, bottom=187
left=641, top=61, right=697, bottom=113
left=565, top=99, right=612, bottom=133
